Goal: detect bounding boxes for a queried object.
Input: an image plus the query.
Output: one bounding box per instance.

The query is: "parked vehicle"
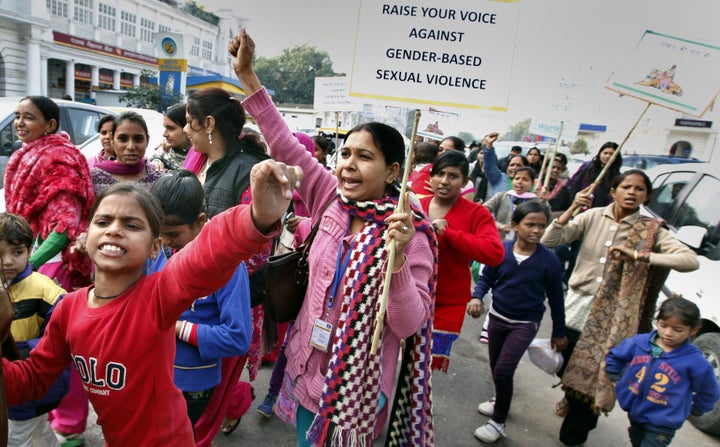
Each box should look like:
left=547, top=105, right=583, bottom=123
left=644, top=162, right=720, bottom=434
left=622, top=154, right=703, bottom=171
left=0, top=97, right=112, bottom=188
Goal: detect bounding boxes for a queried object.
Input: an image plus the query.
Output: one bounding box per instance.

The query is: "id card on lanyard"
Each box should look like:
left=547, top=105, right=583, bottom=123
left=310, top=226, right=354, bottom=352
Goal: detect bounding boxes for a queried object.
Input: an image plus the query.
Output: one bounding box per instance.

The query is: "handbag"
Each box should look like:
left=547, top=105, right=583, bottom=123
left=264, top=216, right=321, bottom=323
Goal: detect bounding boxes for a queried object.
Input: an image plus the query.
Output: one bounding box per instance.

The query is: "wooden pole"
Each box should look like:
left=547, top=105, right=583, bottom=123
left=370, top=109, right=421, bottom=355
left=332, top=111, right=340, bottom=167
left=542, top=121, right=563, bottom=189
left=572, top=102, right=651, bottom=216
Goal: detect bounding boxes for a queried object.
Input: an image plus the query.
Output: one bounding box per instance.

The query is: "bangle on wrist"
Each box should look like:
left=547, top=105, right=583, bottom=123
left=633, top=250, right=638, bottom=261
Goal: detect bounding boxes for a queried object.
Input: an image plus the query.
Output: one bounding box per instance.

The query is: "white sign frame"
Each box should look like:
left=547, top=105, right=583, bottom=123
left=529, top=119, right=580, bottom=141
left=349, top=0, right=521, bottom=111
left=314, top=76, right=360, bottom=112
left=606, top=30, right=720, bottom=118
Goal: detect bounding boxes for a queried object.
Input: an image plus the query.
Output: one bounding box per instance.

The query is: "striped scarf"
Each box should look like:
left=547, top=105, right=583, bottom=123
left=307, top=188, right=437, bottom=447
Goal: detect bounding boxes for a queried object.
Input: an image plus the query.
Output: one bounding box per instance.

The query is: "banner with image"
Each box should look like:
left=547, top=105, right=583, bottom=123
left=416, top=109, right=460, bottom=141
left=606, top=30, right=720, bottom=117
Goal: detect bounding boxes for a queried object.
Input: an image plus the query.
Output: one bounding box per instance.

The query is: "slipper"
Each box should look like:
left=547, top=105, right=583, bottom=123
left=555, top=397, right=569, bottom=417
left=220, top=418, right=240, bottom=436
left=55, top=432, right=85, bottom=447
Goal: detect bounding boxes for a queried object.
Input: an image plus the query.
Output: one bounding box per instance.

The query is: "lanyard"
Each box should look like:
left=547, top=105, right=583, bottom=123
left=328, top=227, right=354, bottom=310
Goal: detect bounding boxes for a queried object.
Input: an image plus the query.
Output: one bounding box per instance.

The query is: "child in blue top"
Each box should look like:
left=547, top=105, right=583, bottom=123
left=147, top=169, right=252, bottom=430
left=606, top=297, right=720, bottom=446
left=468, top=200, right=567, bottom=443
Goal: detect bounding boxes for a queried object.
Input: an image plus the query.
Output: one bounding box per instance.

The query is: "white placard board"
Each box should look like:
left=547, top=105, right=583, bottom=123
left=606, top=30, right=720, bottom=117
left=349, top=0, right=521, bottom=111
left=547, top=78, right=597, bottom=120
left=416, top=109, right=460, bottom=140
left=314, top=76, right=361, bottom=112
left=529, top=119, right=580, bottom=141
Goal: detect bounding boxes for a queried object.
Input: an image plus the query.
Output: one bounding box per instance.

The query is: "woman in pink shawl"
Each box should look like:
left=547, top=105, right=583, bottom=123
left=4, top=95, right=94, bottom=292
left=4, top=96, right=95, bottom=445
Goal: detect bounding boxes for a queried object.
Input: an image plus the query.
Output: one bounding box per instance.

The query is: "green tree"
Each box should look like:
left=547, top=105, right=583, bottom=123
left=502, top=117, right=531, bottom=141
left=181, top=0, right=219, bottom=25
left=119, top=69, right=183, bottom=112
left=571, top=137, right=589, bottom=155
left=458, top=131, right=476, bottom=145
left=254, top=46, right=339, bottom=104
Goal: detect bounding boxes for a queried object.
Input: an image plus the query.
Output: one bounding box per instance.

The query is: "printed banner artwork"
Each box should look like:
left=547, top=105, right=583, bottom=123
left=416, top=109, right=460, bottom=141
left=349, top=0, right=521, bottom=111
left=606, top=30, right=720, bottom=117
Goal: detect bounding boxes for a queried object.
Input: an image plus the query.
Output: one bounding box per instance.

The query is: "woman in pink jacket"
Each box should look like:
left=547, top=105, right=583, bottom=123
left=231, top=29, right=437, bottom=447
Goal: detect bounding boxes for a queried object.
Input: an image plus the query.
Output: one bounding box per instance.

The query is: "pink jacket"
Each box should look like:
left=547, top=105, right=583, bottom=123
left=243, top=89, right=433, bottom=416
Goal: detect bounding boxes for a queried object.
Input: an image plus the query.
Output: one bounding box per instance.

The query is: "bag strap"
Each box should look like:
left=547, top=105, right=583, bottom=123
left=297, top=199, right=334, bottom=257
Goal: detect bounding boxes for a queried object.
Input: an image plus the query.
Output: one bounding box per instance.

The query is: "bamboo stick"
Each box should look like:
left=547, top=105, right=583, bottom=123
left=572, top=102, right=651, bottom=217
left=542, top=121, right=563, bottom=189
left=370, top=109, right=421, bottom=355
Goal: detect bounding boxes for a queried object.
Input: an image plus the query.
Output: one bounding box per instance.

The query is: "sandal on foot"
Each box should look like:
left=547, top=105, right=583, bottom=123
left=54, top=432, right=85, bottom=447
left=555, top=397, right=569, bottom=417
left=221, top=418, right=240, bottom=435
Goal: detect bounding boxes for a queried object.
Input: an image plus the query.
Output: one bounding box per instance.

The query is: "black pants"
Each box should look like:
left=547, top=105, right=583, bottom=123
left=183, top=387, right=215, bottom=427
left=558, top=328, right=600, bottom=446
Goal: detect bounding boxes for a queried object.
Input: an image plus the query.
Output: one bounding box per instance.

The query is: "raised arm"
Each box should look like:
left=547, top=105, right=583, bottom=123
left=231, top=28, right=337, bottom=216
left=482, top=133, right=502, bottom=189
left=229, top=28, right=261, bottom=97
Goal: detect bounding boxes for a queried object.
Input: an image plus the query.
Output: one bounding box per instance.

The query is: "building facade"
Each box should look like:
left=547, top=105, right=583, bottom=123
left=0, top=0, right=246, bottom=103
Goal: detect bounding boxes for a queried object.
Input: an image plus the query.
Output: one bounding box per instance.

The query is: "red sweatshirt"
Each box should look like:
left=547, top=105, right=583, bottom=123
left=3, top=205, right=274, bottom=446
left=421, top=196, right=504, bottom=332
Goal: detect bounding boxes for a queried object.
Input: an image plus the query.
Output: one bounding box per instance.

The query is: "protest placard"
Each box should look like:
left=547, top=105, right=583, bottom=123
left=529, top=118, right=579, bottom=141
left=606, top=30, right=720, bottom=117
left=314, top=76, right=361, bottom=112
left=349, top=0, right=520, bottom=111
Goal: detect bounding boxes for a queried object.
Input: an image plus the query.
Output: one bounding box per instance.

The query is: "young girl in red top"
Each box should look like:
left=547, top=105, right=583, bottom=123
left=420, top=150, right=504, bottom=371
left=1, top=160, right=301, bottom=446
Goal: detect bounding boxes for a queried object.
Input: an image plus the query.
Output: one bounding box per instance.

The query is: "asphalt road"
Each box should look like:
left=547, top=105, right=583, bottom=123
left=81, top=311, right=720, bottom=446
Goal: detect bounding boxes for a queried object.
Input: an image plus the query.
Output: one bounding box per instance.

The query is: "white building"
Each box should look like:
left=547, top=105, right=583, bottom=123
left=0, top=0, right=247, bottom=103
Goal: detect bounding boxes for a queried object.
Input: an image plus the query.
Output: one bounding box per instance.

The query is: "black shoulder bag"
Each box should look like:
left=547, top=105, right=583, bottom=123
left=263, top=217, right=321, bottom=323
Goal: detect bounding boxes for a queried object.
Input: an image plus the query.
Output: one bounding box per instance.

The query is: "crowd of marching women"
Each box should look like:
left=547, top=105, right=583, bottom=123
left=0, top=27, right=714, bottom=447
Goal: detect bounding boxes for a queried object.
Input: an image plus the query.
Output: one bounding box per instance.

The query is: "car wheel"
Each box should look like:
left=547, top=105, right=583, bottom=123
left=690, top=332, right=720, bottom=435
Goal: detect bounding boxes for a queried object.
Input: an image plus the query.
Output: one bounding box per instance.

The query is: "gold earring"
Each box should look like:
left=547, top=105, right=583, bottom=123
left=208, top=132, right=213, bottom=145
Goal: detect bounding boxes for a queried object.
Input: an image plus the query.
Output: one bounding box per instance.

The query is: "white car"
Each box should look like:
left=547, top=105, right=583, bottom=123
left=0, top=97, right=113, bottom=188
left=644, top=161, right=720, bottom=434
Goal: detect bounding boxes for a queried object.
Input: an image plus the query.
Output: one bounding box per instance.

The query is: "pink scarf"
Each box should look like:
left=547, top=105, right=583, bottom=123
left=4, top=132, right=94, bottom=288
left=506, top=190, right=537, bottom=199
left=182, top=147, right=205, bottom=174
left=94, top=157, right=146, bottom=175
left=537, top=178, right=566, bottom=200
left=5, top=132, right=93, bottom=240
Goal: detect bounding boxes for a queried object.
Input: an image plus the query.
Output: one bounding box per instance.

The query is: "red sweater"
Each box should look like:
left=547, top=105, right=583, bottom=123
left=3, top=205, right=274, bottom=446
left=421, top=196, right=504, bottom=332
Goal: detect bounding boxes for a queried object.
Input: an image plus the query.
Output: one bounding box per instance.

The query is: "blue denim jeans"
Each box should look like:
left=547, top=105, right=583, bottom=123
left=628, top=420, right=674, bottom=447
